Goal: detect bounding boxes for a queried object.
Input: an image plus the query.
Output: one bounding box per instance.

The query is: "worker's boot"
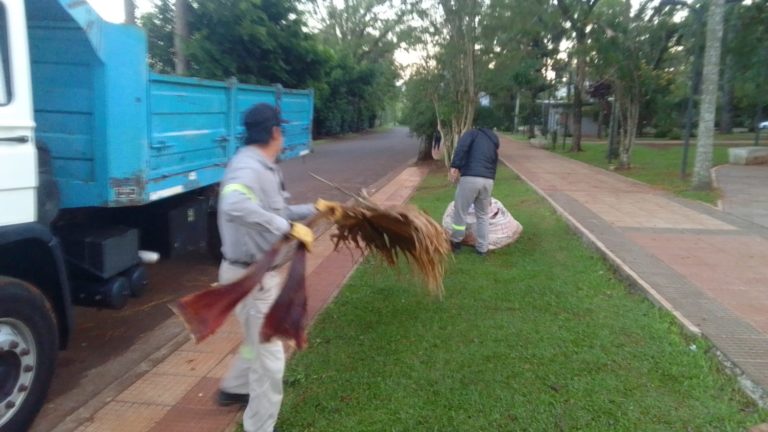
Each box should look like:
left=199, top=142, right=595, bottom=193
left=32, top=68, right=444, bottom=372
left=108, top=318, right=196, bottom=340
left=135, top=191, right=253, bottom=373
left=216, top=390, right=249, bottom=407
left=451, top=241, right=462, bottom=253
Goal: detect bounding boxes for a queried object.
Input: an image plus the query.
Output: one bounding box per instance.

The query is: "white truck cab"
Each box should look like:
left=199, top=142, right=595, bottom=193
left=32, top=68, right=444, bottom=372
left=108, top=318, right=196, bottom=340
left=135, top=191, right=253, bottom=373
left=1, top=3, right=67, bottom=431
left=0, top=0, right=37, bottom=226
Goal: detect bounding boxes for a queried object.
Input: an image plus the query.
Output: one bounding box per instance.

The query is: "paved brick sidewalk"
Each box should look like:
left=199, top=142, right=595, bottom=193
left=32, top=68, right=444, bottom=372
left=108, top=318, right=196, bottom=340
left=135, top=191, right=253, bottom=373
left=499, top=137, right=768, bottom=406
left=55, top=166, right=429, bottom=432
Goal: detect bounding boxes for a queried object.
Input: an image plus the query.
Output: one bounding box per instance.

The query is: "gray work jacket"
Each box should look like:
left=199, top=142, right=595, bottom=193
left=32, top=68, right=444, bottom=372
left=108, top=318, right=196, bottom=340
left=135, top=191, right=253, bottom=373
left=217, top=146, right=315, bottom=265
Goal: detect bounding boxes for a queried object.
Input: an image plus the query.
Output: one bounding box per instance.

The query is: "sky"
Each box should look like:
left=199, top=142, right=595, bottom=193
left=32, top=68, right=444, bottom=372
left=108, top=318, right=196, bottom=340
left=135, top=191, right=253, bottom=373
left=88, top=0, right=648, bottom=73
left=86, top=0, right=423, bottom=70
left=87, top=0, right=153, bottom=23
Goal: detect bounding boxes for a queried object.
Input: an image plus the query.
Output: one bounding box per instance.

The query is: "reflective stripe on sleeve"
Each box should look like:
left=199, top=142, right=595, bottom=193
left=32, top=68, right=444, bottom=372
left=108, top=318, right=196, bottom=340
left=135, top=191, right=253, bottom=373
left=240, top=345, right=256, bottom=360
left=222, top=183, right=259, bottom=203
left=452, top=224, right=466, bottom=231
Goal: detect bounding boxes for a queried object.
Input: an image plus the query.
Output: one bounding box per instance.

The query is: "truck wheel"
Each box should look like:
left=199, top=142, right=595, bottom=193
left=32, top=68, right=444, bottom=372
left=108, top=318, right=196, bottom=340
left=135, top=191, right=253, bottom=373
left=0, top=278, right=58, bottom=432
left=122, top=265, right=148, bottom=298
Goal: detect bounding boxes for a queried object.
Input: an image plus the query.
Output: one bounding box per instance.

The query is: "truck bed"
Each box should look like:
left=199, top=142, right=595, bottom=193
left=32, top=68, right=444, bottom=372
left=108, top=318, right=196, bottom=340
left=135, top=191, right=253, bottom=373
left=27, top=0, right=313, bottom=209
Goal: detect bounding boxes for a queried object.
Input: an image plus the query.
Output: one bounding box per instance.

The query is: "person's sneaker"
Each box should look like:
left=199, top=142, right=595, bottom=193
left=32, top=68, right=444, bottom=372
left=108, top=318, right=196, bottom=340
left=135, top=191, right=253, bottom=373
left=451, top=241, right=462, bottom=253
left=475, top=248, right=487, bottom=257
left=217, top=390, right=249, bottom=407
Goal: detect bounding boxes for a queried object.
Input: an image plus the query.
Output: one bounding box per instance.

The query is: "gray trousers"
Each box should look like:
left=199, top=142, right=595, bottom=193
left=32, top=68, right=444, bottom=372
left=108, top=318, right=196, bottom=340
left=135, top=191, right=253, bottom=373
left=451, top=176, right=494, bottom=253
left=219, top=262, right=284, bottom=432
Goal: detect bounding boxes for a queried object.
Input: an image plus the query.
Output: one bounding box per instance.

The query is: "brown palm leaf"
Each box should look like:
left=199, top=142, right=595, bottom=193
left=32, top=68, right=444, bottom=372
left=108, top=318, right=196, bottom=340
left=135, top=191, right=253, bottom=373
left=331, top=203, right=450, bottom=297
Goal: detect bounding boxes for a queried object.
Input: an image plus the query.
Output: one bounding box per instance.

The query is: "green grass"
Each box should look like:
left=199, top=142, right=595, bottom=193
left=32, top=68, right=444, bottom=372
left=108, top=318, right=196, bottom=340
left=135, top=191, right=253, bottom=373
left=553, top=142, right=730, bottom=205
left=274, top=167, right=767, bottom=431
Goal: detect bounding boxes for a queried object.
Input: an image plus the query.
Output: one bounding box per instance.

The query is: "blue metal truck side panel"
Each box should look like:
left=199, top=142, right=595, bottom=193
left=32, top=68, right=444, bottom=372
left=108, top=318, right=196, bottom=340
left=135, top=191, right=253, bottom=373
left=27, top=0, right=313, bottom=209
left=28, top=19, right=101, bottom=207
left=144, top=76, right=315, bottom=203
left=280, top=88, right=315, bottom=160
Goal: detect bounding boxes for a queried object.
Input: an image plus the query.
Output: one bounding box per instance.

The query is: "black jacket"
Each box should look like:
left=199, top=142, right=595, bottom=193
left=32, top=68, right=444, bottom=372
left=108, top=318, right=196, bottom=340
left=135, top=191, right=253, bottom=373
left=450, top=128, right=499, bottom=179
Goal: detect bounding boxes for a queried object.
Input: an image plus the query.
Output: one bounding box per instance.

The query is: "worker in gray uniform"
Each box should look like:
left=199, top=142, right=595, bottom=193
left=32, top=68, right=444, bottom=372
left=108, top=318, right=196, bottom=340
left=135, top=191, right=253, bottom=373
left=215, top=103, right=318, bottom=432
left=449, top=127, right=500, bottom=256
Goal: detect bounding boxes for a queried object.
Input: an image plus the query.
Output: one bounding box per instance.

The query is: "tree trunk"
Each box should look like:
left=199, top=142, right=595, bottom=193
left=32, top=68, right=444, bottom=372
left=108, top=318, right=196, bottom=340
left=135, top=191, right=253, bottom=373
left=433, top=98, right=451, bottom=166
left=719, top=6, right=737, bottom=134
left=607, top=98, right=619, bottom=163
left=174, top=0, right=189, bottom=75
left=597, top=100, right=606, bottom=139
left=754, top=103, right=764, bottom=146
left=564, top=69, right=572, bottom=149
left=569, top=32, right=586, bottom=152
left=618, top=94, right=639, bottom=170
left=692, top=0, right=726, bottom=191
left=417, top=138, right=433, bottom=161
left=755, top=47, right=768, bottom=146
left=124, top=0, right=136, bottom=25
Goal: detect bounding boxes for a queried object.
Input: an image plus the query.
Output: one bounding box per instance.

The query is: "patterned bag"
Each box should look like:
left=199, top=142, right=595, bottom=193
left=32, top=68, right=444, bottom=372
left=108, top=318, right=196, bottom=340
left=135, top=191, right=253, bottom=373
left=442, top=198, right=523, bottom=250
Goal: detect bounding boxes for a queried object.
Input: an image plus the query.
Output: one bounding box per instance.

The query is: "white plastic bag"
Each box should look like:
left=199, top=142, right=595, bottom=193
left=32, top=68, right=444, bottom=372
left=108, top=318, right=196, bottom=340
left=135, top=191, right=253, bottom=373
left=442, top=198, right=523, bottom=250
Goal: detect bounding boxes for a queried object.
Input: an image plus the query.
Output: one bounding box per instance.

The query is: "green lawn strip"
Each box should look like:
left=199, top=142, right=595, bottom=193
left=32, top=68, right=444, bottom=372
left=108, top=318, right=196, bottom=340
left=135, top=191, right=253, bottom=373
left=551, top=142, right=729, bottom=205
left=277, top=168, right=766, bottom=431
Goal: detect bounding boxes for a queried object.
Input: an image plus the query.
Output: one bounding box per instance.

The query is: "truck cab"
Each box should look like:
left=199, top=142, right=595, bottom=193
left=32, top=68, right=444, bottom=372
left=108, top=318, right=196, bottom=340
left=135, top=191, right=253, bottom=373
left=0, top=1, right=314, bottom=430
left=1, top=2, right=69, bottom=431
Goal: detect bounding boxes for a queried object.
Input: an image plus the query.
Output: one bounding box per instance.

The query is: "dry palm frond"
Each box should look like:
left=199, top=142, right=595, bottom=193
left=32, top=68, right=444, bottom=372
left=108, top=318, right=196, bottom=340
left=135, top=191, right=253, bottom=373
left=310, top=172, right=450, bottom=297
left=331, top=203, right=450, bottom=298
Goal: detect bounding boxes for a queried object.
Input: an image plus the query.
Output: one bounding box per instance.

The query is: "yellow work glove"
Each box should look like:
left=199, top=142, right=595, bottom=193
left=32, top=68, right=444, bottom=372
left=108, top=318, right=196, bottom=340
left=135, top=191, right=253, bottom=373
left=315, top=198, right=344, bottom=222
left=289, top=222, right=314, bottom=251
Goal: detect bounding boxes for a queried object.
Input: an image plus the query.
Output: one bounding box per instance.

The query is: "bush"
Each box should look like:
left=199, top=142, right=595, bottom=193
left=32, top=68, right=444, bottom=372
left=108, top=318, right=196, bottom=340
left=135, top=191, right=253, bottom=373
left=667, top=129, right=682, bottom=140
left=653, top=127, right=671, bottom=138
left=474, top=106, right=504, bottom=129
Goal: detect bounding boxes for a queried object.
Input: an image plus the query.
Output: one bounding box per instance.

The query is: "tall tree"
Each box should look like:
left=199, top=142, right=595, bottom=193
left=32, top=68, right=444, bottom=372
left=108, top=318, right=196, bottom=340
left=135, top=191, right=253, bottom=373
left=718, top=5, right=737, bottom=134
left=140, top=0, right=175, bottom=73
left=692, top=0, right=726, bottom=190
left=590, top=0, right=681, bottom=169
left=729, top=0, right=768, bottom=143
left=125, top=0, right=136, bottom=25
left=431, top=0, right=483, bottom=162
left=173, top=0, right=189, bottom=75
left=304, top=0, right=405, bottom=135
left=557, top=0, right=600, bottom=152
left=400, top=66, right=442, bottom=161
left=307, top=0, right=410, bottom=62
left=480, top=0, right=563, bottom=134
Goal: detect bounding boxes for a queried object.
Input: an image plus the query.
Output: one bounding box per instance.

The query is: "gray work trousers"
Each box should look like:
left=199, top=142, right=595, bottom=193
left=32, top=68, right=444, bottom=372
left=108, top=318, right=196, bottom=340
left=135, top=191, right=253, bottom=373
left=451, top=176, right=494, bottom=253
left=218, top=262, right=284, bottom=432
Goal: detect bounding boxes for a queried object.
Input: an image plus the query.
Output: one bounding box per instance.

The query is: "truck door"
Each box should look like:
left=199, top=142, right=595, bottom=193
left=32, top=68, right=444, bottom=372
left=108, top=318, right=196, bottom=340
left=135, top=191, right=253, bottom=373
left=0, top=0, right=37, bottom=226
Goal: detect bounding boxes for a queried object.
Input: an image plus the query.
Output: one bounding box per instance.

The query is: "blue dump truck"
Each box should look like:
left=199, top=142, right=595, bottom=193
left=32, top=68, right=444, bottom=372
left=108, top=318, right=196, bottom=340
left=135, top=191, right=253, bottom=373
left=0, top=1, right=313, bottom=429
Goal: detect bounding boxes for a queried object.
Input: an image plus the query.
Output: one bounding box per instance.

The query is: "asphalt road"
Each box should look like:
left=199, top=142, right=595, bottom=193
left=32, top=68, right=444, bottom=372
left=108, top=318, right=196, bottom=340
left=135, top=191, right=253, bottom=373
left=32, top=127, right=420, bottom=431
